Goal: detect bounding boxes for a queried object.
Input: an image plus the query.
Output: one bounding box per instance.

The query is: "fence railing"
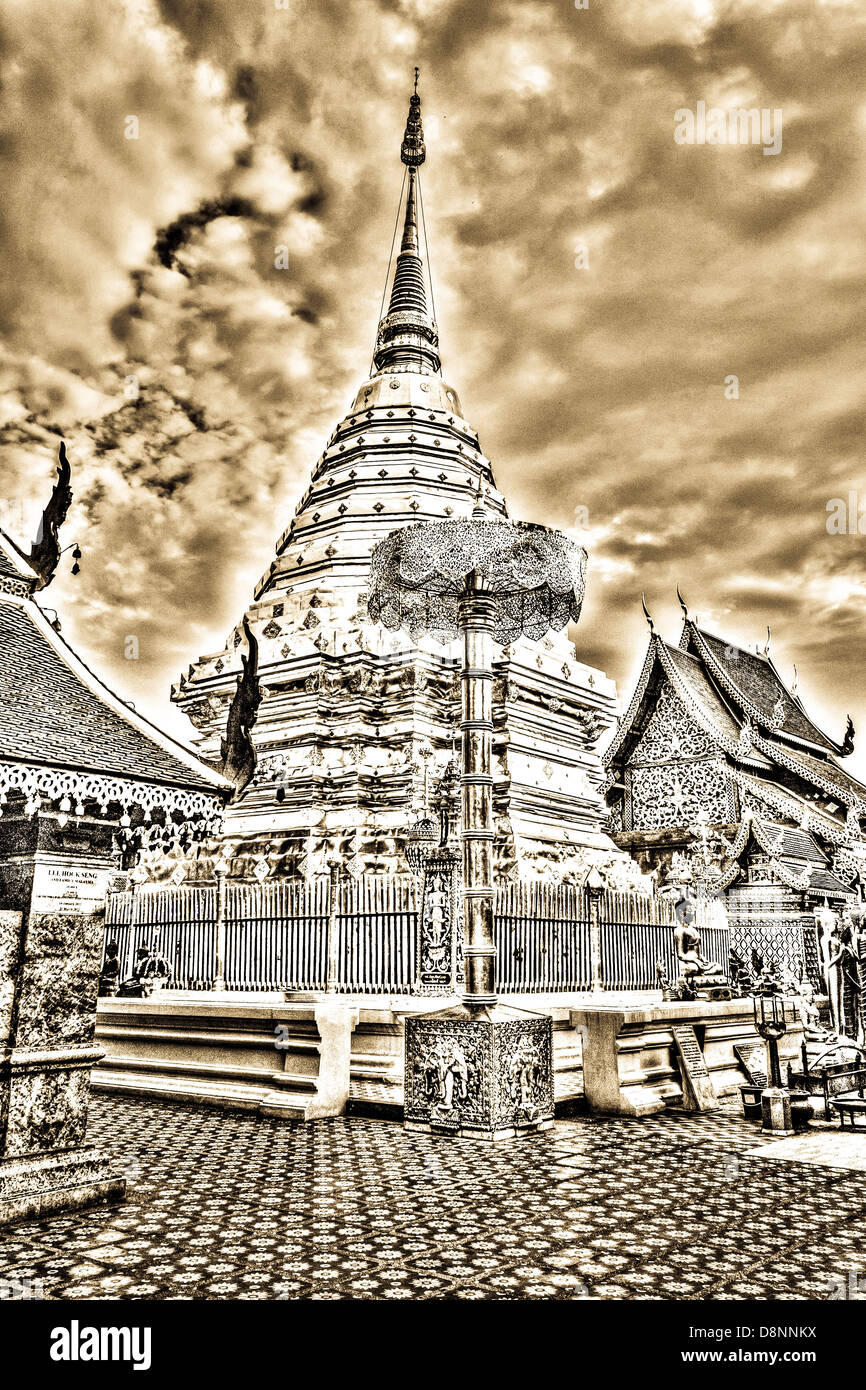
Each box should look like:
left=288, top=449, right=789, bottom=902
left=495, top=882, right=592, bottom=992
left=599, top=890, right=729, bottom=991
left=104, top=878, right=728, bottom=996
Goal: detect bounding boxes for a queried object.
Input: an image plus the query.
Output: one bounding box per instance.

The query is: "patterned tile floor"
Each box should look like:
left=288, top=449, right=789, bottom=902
left=4, top=1094, right=866, bottom=1301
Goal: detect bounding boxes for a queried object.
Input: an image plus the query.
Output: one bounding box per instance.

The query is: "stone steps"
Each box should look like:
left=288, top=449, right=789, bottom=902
left=94, top=997, right=358, bottom=1122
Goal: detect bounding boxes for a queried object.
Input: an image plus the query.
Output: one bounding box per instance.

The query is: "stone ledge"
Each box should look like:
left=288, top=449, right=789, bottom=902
left=0, top=1146, right=126, bottom=1229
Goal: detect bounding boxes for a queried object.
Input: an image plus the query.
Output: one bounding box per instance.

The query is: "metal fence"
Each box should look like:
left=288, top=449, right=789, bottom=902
left=495, top=882, right=592, bottom=992
left=600, top=890, right=729, bottom=991
left=104, top=878, right=728, bottom=996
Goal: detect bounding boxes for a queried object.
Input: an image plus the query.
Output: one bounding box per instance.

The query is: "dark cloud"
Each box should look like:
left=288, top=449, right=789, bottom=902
left=154, top=197, right=258, bottom=273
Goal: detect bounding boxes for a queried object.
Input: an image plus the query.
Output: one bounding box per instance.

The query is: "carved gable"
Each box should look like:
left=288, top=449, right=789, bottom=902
left=630, top=682, right=718, bottom=766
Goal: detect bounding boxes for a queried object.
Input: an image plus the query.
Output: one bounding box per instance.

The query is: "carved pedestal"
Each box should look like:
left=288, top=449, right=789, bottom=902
left=0, top=814, right=126, bottom=1226
left=404, top=1005, right=554, bottom=1141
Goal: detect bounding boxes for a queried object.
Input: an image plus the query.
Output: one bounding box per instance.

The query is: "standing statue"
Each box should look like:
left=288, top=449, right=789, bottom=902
left=826, top=920, right=862, bottom=1042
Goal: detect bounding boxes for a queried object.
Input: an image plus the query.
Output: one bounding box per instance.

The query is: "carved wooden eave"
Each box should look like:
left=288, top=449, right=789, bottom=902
left=0, top=758, right=222, bottom=827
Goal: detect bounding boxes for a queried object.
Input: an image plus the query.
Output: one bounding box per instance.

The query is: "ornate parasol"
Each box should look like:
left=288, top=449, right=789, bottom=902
left=369, top=502, right=586, bottom=1010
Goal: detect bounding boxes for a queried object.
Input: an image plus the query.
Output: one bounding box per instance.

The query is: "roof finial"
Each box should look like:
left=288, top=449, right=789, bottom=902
left=763, top=626, right=771, bottom=656
left=472, top=478, right=486, bottom=518
left=401, top=74, right=426, bottom=167
left=414, top=65, right=419, bottom=95
left=373, top=80, right=439, bottom=375
left=641, top=592, right=656, bottom=635
left=791, top=664, right=798, bottom=696
left=676, top=584, right=688, bottom=619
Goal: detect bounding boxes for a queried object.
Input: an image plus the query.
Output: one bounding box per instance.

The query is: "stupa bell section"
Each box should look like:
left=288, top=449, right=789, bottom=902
left=171, top=85, right=619, bottom=882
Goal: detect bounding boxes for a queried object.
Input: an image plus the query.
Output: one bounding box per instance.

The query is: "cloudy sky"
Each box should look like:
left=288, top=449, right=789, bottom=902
left=2, top=0, right=865, bottom=772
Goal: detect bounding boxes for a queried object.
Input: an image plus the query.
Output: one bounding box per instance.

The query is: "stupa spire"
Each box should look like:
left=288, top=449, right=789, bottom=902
left=373, top=74, right=440, bottom=375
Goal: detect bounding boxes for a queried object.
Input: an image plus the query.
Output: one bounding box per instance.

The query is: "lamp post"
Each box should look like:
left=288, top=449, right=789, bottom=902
left=754, top=991, right=793, bottom=1135
left=368, top=499, right=587, bottom=1138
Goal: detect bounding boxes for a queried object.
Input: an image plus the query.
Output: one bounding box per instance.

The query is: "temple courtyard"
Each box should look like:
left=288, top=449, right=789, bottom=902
left=3, top=1094, right=865, bottom=1302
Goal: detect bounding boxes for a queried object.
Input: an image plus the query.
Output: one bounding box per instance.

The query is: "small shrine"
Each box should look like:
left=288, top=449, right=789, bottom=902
left=0, top=458, right=227, bottom=1224
left=604, top=595, right=866, bottom=988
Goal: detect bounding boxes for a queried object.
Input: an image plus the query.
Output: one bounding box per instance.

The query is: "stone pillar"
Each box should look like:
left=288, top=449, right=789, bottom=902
left=212, top=867, right=228, bottom=992
left=0, top=811, right=126, bottom=1226
left=459, top=587, right=497, bottom=1007
left=586, top=870, right=604, bottom=993
left=325, top=859, right=341, bottom=994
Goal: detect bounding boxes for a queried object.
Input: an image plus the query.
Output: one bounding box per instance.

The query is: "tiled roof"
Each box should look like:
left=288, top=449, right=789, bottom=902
left=765, top=824, right=828, bottom=865
left=807, top=869, right=855, bottom=897
left=0, top=530, right=37, bottom=583
left=692, top=628, right=838, bottom=752
left=0, top=548, right=20, bottom=579
left=760, top=737, right=866, bottom=805
left=0, top=595, right=225, bottom=793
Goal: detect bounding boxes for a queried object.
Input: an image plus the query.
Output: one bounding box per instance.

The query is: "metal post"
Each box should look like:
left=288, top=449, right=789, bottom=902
left=326, top=858, right=341, bottom=994
left=212, top=868, right=227, bottom=992
left=458, top=580, right=497, bottom=1009
left=766, top=1034, right=782, bottom=1090
left=587, top=874, right=604, bottom=993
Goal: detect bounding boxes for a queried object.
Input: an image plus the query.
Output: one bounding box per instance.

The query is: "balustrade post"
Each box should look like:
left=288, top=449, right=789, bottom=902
left=325, top=859, right=341, bottom=994
left=212, top=867, right=228, bottom=992
left=587, top=868, right=604, bottom=993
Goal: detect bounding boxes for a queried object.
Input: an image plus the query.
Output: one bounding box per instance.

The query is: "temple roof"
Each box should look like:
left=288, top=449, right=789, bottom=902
left=757, top=736, right=866, bottom=808
left=685, top=623, right=843, bottom=754
left=0, top=588, right=227, bottom=795
left=0, top=530, right=39, bottom=588
left=606, top=605, right=864, bottom=815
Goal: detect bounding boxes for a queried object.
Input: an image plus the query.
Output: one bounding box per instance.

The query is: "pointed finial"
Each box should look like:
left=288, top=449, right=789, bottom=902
left=472, top=478, right=486, bottom=519
left=676, top=584, right=688, bottom=619
left=401, top=74, right=426, bottom=167
left=791, top=664, right=798, bottom=696
left=641, top=592, right=656, bottom=635
left=763, top=626, right=771, bottom=656
left=414, top=66, right=419, bottom=95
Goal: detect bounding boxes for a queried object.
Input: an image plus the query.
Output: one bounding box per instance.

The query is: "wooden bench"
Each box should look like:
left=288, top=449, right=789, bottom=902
left=786, top=1061, right=866, bottom=1122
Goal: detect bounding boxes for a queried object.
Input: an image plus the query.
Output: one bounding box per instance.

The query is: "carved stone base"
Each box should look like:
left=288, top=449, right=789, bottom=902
left=404, top=1004, right=554, bottom=1141
left=0, top=1145, right=126, bottom=1228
